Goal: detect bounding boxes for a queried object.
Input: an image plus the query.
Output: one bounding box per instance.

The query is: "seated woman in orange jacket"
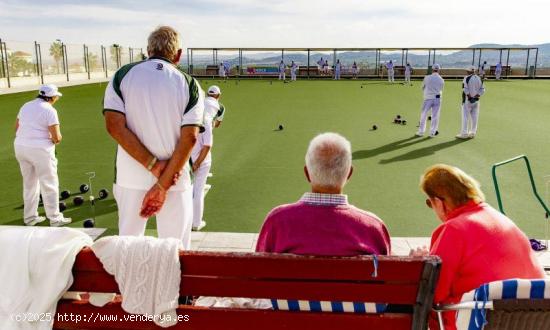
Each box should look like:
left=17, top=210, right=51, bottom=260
left=412, top=164, right=545, bottom=330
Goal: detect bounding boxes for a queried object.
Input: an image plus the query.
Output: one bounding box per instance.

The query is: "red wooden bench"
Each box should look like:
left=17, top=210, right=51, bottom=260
left=54, top=248, right=440, bottom=330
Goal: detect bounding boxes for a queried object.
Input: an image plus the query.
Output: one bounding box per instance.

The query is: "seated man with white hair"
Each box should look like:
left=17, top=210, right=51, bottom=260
left=256, top=132, right=391, bottom=256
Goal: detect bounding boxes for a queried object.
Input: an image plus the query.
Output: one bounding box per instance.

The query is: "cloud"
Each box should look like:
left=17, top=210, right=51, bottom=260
left=0, top=0, right=549, bottom=49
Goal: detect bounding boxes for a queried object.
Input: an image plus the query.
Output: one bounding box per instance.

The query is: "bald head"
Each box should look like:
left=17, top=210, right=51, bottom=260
left=305, top=133, right=352, bottom=190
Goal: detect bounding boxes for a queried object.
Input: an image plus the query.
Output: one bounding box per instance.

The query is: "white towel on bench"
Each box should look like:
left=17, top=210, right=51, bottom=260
left=91, top=236, right=182, bottom=328
left=0, top=226, right=92, bottom=330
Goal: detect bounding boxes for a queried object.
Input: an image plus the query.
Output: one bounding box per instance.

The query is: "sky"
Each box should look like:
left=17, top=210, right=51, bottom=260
left=1, top=0, right=549, bottom=49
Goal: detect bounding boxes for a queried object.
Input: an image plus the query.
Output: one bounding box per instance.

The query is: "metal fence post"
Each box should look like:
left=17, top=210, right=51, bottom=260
left=84, top=44, right=91, bottom=80
left=307, top=49, right=310, bottom=79
left=239, top=49, right=242, bottom=76
left=2, top=41, right=11, bottom=88
left=0, top=38, right=4, bottom=80
left=34, top=41, right=44, bottom=85
left=534, top=48, right=539, bottom=78
left=37, top=42, right=43, bottom=84
left=62, top=43, right=69, bottom=81
left=477, top=49, right=482, bottom=70
left=525, top=49, right=530, bottom=76
left=101, top=45, right=108, bottom=78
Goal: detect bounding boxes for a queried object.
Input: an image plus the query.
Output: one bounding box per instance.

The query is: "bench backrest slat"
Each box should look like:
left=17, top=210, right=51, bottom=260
left=70, top=248, right=439, bottom=306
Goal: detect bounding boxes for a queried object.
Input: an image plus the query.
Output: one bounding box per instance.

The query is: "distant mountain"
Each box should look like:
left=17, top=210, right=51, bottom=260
left=182, top=43, right=550, bottom=68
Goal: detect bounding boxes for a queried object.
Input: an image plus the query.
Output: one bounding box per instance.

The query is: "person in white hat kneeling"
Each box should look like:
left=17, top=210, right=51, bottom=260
left=14, top=84, right=71, bottom=226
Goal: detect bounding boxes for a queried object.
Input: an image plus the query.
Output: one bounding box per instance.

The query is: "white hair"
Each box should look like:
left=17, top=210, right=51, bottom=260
left=305, top=133, right=352, bottom=189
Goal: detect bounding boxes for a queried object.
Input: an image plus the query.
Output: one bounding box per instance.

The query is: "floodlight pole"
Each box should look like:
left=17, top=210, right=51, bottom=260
left=427, top=50, right=431, bottom=73
left=401, top=49, right=404, bottom=66
left=471, top=49, right=475, bottom=65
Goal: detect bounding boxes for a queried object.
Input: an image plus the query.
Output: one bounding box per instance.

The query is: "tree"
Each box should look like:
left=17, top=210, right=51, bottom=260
left=8, top=56, right=35, bottom=76
left=88, top=52, right=100, bottom=71
left=49, top=41, right=63, bottom=74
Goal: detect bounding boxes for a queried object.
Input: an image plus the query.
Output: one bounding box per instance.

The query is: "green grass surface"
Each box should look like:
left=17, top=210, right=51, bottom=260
left=1, top=79, right=550, bottom=238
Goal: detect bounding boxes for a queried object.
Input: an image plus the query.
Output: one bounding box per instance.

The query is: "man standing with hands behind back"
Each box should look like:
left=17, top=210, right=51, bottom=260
left=103, top=26, right=204, bottom=248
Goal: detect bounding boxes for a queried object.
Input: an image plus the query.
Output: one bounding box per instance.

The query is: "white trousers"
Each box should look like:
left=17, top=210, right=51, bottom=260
left=279, top=72, right=285, bottom=80
left=334, top=70, right=341, bottom=80
left=192, top=163, right=211, bottom=227
left=113, top=184, right=193, bottom=249
left=405, top=72, right=411, bottom=84
left=14, top=144, right=64, bottom=223
left=291, top=71, right=296, bottom=81
left=495, top=70, right=502, bottom=80
left=388, top=69, right=395, bottom=82
left=461, top=101, right=480, bottom=136
left=417, top=98, right=441, bottom=136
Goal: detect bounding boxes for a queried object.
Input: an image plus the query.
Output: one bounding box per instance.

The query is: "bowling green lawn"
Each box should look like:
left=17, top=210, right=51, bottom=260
left=1, top=78, right=550, bottom=238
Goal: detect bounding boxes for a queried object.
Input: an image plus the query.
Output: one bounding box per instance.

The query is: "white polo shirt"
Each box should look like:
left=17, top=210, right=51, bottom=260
left=463, top=74, right=485, bottom=98
left=103, top=56, right=205, bottom=191
left=386, top=62, right=394, bottom=70
left=422, top=73, right=445, bottom=100
left=15, top=99, right=59, bottom=149
left=191, top=119, right=213, bottom=166
left=204, top=96, right=220, bottom=122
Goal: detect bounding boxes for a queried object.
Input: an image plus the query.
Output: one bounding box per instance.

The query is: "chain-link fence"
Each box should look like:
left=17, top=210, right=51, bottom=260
left=0, top=39, right=145, bottom=89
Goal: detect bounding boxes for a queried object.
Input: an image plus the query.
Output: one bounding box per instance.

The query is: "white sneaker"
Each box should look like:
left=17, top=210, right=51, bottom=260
left=468, top=133, right=476, bottom=138
left=192, top=220, right=207, bottom=231
left=456, top=134, right=469, bottom=139
left=25, top=216, right=46, bottom=226
left=50, top=217, right=72, bottom=227
left=415, top=132, right=424, bottom=137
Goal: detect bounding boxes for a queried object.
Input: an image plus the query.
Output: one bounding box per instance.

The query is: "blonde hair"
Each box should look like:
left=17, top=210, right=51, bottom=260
left=420, top=164, right=485, bottom=206
left=147, top=26, right=181, bottom=59
left=305, top=133, right=352, bottom=189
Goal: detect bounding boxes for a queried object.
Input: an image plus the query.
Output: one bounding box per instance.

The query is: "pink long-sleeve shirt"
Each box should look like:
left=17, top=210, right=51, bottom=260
left=256, top=193, right=391, bottom=256
left=430, top=200, right=545, bottom=330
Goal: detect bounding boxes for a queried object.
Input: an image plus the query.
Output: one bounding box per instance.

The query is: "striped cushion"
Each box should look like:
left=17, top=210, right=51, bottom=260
left=457, top=279, right=550, bottom=330
left=271, top=299, right=388, bottom=313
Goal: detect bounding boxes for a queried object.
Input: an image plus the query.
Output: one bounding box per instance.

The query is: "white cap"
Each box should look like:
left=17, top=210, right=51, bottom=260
left=467, top=65, right=476, bottom=72
left=207, top=85, right=221, bottom=96
left=39, top=84, right=62, bottom=97
left=432, top=64, right=441, bottom=71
